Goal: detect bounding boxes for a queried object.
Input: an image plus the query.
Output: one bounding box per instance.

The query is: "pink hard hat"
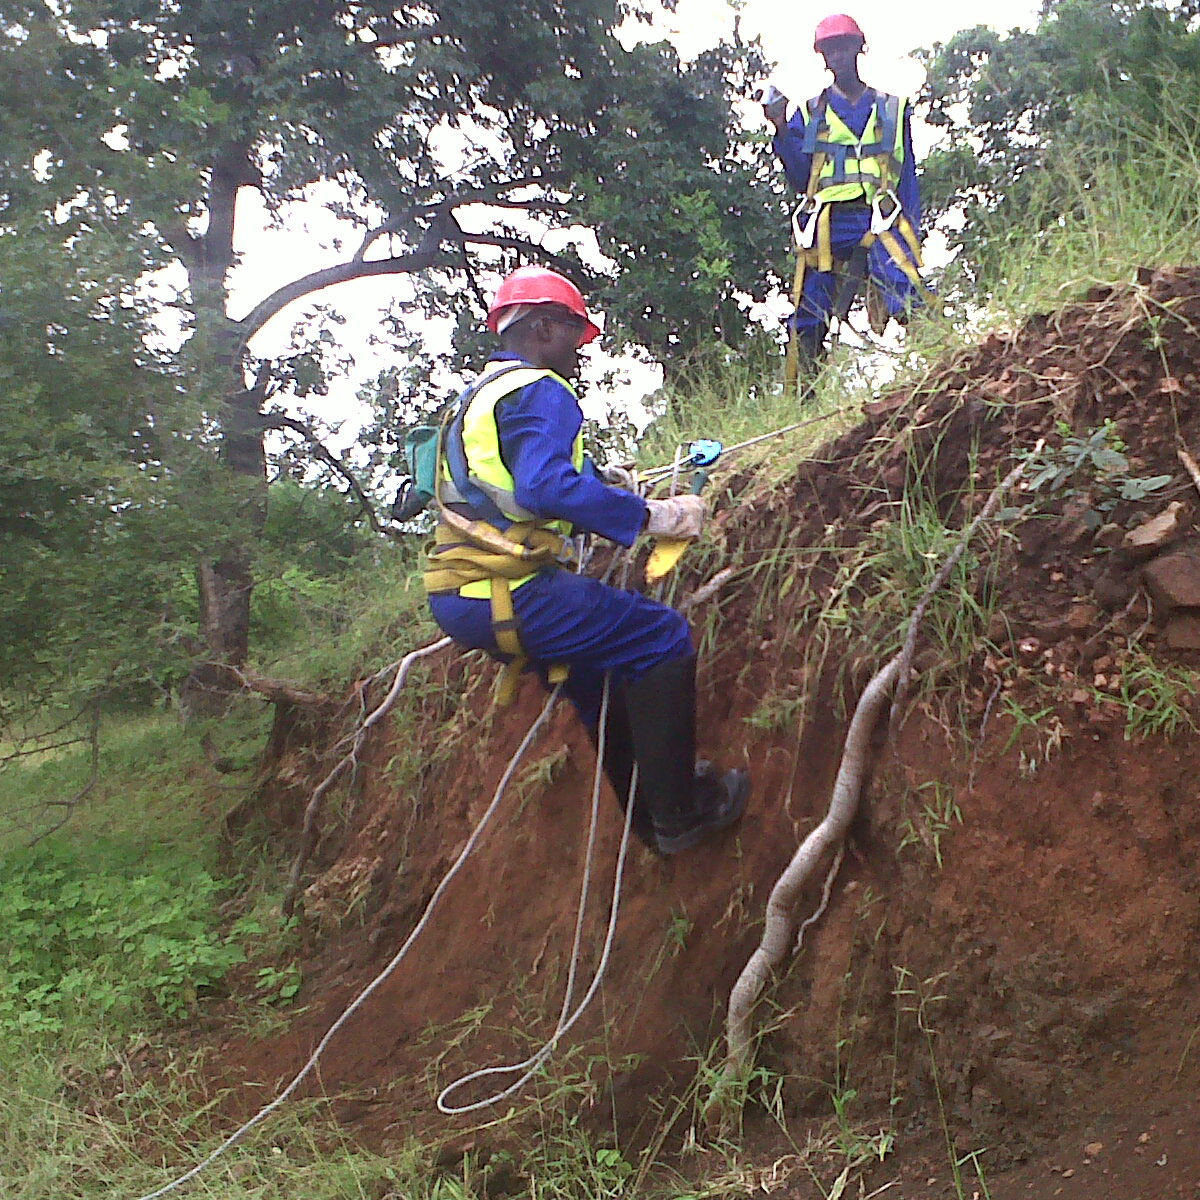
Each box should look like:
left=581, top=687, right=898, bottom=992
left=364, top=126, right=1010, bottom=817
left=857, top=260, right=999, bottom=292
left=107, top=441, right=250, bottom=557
left=814, top=13, right=865, bottom=49
left=486, top=266, right=601, bottom=345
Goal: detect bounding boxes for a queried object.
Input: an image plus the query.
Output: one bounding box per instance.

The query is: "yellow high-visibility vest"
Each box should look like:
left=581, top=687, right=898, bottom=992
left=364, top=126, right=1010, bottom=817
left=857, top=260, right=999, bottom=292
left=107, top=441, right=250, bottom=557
left=802, top=89, right=906, bottom=204
left=437, top=361, right=584, bottom=597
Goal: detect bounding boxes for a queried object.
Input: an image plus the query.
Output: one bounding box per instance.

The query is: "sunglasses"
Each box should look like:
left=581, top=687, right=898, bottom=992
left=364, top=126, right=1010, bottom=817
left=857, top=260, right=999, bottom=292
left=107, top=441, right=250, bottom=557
left=541, top=312, right=590, bottom=346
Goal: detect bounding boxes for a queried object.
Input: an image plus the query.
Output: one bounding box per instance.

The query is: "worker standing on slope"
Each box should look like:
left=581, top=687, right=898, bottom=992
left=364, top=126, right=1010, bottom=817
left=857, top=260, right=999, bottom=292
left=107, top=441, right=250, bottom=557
left=423, top=266, right=749, bottom=855
left=762, top=13, right=932, bottom=384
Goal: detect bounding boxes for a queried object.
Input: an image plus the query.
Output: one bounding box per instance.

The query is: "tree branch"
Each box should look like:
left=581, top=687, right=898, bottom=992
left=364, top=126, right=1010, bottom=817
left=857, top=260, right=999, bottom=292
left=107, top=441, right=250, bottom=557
left=458, top=231, right=583, bottom=276
left=237, top=230, right=582, bottom=344
left=260, top=412, right=391, bottom=536
left=351, top=176, right=561, bottom=263
left=236, top=249, right=458, bottom=341
left=229, top=666, right=331, bottom=707
left=24, top=700, right=100, bottom=848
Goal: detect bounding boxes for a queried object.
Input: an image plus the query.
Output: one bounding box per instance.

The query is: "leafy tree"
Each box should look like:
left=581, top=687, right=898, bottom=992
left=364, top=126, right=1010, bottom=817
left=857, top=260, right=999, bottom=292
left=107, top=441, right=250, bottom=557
left=581, top=36, right=788, bottom=369
left=919, top=0, right=1200, bottom=286
left=0, top=216, right=198, bottom=697
left=1, top=0, right=779, bottom=707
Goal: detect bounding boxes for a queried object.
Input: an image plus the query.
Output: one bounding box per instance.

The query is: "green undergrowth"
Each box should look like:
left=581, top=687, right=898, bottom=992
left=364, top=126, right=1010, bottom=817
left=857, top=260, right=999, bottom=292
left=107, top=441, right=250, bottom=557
left=0, top=705, right=320, bottom=1197
left=0, top=1041, right=407, bottom=1199
left=251, top=539, right=438, bottom=687
left=949, top=107, right=1200, bottom=328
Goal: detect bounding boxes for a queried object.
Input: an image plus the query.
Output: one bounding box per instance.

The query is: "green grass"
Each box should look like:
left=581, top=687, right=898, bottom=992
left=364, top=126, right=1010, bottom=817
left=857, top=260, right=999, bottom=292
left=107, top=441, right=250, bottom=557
left=0, top=703, right=322, bottom=1198
left=1105, top=651, right=1198, bottom=741
left=0, top=1038, right=420, bottom=1199
left=253, top=542, right=440, bottom=686
left=0, top=706, right=269, bottom=859
left=632, top=335, right=865, bottom=496
left=949, top=104, right=1200, bottom=326
left=897, top=781, right=963, bottom=871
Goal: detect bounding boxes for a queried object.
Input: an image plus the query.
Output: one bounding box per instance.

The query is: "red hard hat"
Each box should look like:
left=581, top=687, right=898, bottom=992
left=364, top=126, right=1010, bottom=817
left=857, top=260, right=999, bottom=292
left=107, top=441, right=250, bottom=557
left=814, top=13, right=865, bottom=49
left=486, top=265, right=601, bottom=345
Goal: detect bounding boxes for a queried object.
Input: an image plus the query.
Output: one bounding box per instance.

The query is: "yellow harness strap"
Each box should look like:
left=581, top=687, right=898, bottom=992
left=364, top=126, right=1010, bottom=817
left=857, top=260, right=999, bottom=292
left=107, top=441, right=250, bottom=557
left=785, top=137, right=837, bottom=390
left=786, top=206, right=935, bottom=391
left=784, top=99, right=938, bottom=389
left=864, top=159, right=938, bottom=309
left=424, top=512, right=572, bottom=705
left=867, top=222, right=939, bottom=308
left=485, top=575, right=569, bottom=704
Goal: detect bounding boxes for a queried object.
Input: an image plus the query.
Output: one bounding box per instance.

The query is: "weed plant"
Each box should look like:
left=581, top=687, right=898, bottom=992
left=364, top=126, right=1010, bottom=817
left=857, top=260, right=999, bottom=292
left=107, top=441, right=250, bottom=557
left=897, top=781, right=963, bottom=871
left=949, top=99, right=1200, bottom=324
left=1105, top=651, right=1198, bottom=741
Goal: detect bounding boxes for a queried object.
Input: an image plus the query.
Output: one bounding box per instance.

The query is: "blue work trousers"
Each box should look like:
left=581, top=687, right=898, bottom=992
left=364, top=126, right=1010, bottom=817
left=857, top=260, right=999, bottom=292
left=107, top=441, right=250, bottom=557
left=429, top=569, right=693, bottom=727
left=792, top=205, right=921, bottom=344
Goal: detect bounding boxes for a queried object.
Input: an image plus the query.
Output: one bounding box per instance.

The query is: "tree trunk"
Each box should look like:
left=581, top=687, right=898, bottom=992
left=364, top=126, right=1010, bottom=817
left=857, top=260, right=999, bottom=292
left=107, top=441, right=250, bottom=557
left=179, top=144, right=268, bottom=715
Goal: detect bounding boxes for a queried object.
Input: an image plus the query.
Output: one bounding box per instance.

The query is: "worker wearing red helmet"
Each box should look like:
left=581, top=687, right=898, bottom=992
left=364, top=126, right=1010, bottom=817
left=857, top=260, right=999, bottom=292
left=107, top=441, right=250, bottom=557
left=761, top=14, right=933, bottom=383
left=423, top=265, right=749, bottom=855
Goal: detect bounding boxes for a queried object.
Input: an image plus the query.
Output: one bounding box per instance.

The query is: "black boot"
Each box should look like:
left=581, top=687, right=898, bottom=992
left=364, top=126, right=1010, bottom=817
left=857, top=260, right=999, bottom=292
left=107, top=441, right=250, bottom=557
left=588, top=685, right=657, bottom=850
left=621, top=655, right=749, bottom=855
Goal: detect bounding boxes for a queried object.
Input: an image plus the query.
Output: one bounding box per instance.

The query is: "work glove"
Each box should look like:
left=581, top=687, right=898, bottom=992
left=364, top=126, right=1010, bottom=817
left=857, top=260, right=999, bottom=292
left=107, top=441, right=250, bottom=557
left=599, top=463, right=637, bottom=491
left=644, top=494, right=706, bottom=539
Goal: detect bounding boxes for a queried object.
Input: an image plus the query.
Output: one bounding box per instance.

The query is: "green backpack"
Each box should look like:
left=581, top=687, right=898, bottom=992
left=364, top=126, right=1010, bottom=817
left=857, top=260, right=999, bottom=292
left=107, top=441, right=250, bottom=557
left=389, top=425, right=440, bottom=522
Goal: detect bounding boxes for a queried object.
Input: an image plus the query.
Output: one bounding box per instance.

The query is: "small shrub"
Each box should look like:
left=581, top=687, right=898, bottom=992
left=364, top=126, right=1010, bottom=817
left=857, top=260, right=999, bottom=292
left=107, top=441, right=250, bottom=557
left=0, top=848, right=254, bottom=1033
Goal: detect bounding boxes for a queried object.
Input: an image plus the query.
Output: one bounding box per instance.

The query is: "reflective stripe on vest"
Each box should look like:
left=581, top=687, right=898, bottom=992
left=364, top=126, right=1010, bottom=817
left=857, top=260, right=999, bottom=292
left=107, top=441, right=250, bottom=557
left=802, top=90, right=906, bottom=203
left=440, top=362, right=585, bottom=534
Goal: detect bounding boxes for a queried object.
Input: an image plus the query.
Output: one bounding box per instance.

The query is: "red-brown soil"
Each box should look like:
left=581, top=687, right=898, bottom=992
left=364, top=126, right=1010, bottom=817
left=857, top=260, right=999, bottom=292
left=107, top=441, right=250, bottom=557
left=226, top=267, right=1200, bottom=1198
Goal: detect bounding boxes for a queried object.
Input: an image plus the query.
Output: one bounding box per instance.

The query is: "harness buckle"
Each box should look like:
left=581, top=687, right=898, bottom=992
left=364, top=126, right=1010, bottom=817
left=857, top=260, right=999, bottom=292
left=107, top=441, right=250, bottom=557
left=870, top=189, right=902, bottom=235
left=791, top=197, right=824, bottom=249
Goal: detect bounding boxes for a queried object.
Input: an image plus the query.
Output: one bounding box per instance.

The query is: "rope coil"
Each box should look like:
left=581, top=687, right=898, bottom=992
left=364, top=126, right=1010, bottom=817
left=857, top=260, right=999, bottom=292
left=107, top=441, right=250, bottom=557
left=135, top=674, right=628, bottom=1198
left=438, top=678, right=635, bottom=1114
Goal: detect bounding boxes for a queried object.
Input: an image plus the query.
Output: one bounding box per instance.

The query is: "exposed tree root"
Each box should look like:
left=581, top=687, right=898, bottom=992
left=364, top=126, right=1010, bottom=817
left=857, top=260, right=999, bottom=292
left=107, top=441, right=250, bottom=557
left=680, top=565, right=737, bottom=612
left=721, top=448, right=1039, bottom=1086
left=724, top=653, right=902, bottom=1072
left=281, top=637, right=453, bottom=917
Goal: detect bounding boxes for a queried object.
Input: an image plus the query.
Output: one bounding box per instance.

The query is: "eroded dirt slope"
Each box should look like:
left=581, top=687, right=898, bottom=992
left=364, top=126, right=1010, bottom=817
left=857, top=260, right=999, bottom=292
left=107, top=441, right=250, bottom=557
left=231, top=268, right=1200, bottom=1198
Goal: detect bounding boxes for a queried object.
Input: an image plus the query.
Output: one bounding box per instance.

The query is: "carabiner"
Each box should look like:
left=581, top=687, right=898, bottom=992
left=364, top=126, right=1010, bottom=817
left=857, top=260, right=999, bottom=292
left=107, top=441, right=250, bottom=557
left=791, top=198, right=824, bottom=250
left=687, top=439, right=723, bottom=468
left=870, top=190, right=902, bottom=235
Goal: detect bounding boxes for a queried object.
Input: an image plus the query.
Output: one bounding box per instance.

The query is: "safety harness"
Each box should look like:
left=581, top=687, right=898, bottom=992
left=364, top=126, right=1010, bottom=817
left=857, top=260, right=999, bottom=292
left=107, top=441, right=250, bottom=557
left=785, top=88, right=937, bottom=387
left=422, top=362, right=576, bottom=703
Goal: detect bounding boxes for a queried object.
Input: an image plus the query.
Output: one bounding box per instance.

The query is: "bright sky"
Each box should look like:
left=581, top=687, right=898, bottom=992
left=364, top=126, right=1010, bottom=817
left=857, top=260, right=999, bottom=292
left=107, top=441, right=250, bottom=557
left=235, top=0, right=1043, bottom=450
left=655, top=0, right=1039, bottom=79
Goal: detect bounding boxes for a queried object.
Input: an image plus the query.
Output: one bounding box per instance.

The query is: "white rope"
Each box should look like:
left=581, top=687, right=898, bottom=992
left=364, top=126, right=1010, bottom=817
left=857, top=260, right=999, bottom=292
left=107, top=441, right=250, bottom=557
left=132, top=683, right=564, bottom=1200
left=437, top=674, right=635, bottom=1113
left=640, top=403, right=856, bottom=484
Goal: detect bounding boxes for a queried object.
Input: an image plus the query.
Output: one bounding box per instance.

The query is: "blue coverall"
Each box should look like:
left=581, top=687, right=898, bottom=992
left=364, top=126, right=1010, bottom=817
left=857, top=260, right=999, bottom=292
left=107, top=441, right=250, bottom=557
left=429, top=352, right=693, bottom=727
left=773, top=88, right=922, bottom=347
